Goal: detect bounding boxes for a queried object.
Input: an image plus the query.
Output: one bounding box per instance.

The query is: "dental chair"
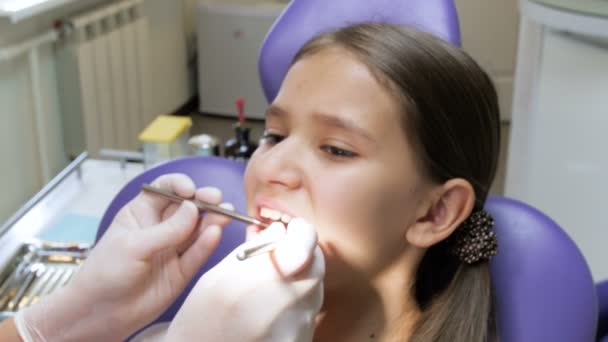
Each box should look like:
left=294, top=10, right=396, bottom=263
left=96, top=0, right=598, bottom=340
left=597, top=280, right=608, bottom=341
left=259, top=0, right=461, bottom=102
left=486, top=196, right=596, bottom=341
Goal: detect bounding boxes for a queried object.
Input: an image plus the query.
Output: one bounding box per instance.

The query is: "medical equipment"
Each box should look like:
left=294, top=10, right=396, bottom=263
left=138, top=115, right=192, bottom=167
left=189, top=134, right=221, bottom=157
left=236, top=240, right=279, bottom=260
left=0, top=240, right=89, bottom=319
left=224, top=98, right=258, bottom=161
left=141, top=184, right=276, bottom=261
left=141, top=184, right=267, bottom=229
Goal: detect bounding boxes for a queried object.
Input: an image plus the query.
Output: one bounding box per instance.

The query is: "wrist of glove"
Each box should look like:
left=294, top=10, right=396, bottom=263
left=15, top=283, right=131, bottom=342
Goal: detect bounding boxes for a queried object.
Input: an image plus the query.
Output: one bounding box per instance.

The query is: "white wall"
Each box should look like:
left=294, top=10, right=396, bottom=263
left=512, top=31, right=608, bottom=280
left=455, top=0, right=520, bottom=122
left=0, top=0, right=108, bottom=223
left=0, top=0, right=192, bottom=223
left=143, top=0, right=192, bottom=116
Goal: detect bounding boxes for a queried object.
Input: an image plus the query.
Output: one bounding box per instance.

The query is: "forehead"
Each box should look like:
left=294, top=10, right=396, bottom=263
left=274, top=48, right=403, bottom=134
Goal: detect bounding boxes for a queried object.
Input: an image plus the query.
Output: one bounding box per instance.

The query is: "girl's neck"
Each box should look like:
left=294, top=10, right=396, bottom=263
left=314, top=264, right=420, bottom=341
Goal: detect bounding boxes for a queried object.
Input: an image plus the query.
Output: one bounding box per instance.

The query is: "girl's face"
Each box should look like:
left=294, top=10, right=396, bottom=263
left=244, top=48, right=431, bottom=287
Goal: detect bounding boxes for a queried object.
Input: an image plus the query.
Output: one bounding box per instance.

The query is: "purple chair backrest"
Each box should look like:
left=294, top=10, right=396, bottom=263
left=96, top=157, right=247, bottom=326
left=258, top=0, right=461, bottom=103
left=597, top=280, right=608, bottom=340
left=486, top=196, right=597, bottom=341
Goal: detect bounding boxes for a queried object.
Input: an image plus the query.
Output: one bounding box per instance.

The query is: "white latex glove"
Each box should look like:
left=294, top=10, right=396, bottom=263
left=165, top=218, right=325, bottom=342
left=15, top=174, right=231, bottom=342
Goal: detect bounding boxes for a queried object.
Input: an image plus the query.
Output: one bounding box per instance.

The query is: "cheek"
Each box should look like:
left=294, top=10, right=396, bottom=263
left=243, top=154, right=261, bottom=214
left=314, top=170, right=407, bottom=237
left=313, top=167, right=420, bottom=264
left=325, top=187, right=413, bottom=234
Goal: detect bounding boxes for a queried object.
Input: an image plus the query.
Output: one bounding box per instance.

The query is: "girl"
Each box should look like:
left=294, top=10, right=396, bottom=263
left=241, top=22, right=501, bottom=341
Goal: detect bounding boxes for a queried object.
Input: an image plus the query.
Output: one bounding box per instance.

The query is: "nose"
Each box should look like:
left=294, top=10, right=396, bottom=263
left=254, top=137, right=304, bottom=191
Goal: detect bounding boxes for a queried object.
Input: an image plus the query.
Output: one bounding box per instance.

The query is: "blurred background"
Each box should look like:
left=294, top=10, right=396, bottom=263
left=0, top=0, right=607, bottom=280
left=0, top=0, right=519, bottom=218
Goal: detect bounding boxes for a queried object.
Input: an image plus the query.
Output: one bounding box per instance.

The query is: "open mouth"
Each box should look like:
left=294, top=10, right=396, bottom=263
left=248, top=196, right=297, bottom=237
left=258, top=206, right=293, bottom=226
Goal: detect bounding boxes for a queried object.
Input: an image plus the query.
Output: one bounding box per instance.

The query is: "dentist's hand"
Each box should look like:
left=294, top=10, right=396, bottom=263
left=166, top=218, right=325, bottom=342
left=15, top=174, right=231, bottom=342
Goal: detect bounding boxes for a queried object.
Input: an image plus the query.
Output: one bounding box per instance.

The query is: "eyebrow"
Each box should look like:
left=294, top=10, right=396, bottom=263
left=265, top=105, right=375, bottom=143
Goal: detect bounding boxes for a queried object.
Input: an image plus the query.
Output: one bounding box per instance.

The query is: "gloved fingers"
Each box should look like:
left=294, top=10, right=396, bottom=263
left=244, top=218, right=285, bottom=242
left=198, top=200, right=232, bottom=231
left=306, top=246, right=326, bottom=312
left=135, top=174, right=196, bottom=227
left=14, top=311, right=38, bottom=342
left=149, top=182, right=219, bottom=224
left=178, top=224, right=223, bottom=278
left=194, top=186, right=222, bottom=205
left=215, top=222, right=285, bottom=280
left=233, top=222, right=286, bottom=259
left=308, top=246, right=326, bottom=280
left=245, top=224, right=258, bottom=241
left=160, top=202, right=180, bottom=221
left=220, top=220, right=313, bottom=280
left=157, top=173, right=196, bottom=194
left=174, top=186, right=225, bottom=253
left=258, top=221, right=287, bottom=241
left=132, top=200, right=199, bottom=260
left=176, top=202, right=233, bottom=255
left=271, top=218, right=318, bottom=278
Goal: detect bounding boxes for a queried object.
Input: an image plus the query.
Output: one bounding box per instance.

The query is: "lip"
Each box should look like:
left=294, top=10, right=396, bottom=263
left=253, top=195, right=297, bottom=224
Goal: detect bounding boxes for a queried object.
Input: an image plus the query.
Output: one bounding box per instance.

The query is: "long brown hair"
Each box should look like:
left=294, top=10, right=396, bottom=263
left=294, top=23, right=501, bottom=341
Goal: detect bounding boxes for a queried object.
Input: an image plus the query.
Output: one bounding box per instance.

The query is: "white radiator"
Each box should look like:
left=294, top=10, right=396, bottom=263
left=58, top=0, right=151, bottom=157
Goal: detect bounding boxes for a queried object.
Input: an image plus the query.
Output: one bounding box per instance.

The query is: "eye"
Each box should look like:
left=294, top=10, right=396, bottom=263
left=260, top=131, right=285, bottom=146
left=321, top=145, right=357, bottom=158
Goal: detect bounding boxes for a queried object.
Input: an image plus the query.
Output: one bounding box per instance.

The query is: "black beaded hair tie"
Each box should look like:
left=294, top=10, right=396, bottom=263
left=450, top=210, right=498, bottom=264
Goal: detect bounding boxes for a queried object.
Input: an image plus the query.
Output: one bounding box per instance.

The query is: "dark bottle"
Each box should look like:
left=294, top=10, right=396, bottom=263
left=224, top=124, right=257, bottom=161
left=225, top=97, right=257, bottom=161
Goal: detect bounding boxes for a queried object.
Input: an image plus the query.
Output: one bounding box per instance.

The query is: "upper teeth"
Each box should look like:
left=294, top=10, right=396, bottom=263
left=260, top=207, right=292, bottom=224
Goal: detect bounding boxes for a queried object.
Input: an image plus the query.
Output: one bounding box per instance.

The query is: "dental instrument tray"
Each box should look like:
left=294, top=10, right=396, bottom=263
left=0, top=240, right=90, bottom=321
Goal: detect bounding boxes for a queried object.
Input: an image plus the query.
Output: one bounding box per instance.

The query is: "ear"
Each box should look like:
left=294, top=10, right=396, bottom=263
left=406, top=179, right=475, bottom=248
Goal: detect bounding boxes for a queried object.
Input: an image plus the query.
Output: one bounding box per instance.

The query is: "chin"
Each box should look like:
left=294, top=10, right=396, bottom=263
left=317, top=241, right=354, bottom=289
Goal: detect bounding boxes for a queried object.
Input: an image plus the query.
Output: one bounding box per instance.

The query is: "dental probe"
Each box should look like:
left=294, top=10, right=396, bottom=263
left=141, top=184, right=269, bottom=228
left=141, top=184, right=275, bottom=260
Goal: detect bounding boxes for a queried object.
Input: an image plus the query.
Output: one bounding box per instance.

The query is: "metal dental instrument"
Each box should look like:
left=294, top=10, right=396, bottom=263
left=141, top=184, right=280, bottom=261
left=7, top=263, right=44, bottom=311
left=19, top=267, right=52, bottom=309
left=141, top=184, right=269, bottom=228
left=236, top=240, right=279, bottom=261
left=30, top=268, right=60, bottom=305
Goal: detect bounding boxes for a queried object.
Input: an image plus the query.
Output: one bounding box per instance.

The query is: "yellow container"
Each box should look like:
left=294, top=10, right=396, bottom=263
left=138, top=115, right=192, bottom=166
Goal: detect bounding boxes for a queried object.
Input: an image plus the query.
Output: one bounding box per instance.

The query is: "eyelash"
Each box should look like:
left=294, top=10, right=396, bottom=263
left=260, top=131, right=358, bottom=159
left=321, top=145, right=356, bottom=158
left=260, top=132, right=285, bottom=145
